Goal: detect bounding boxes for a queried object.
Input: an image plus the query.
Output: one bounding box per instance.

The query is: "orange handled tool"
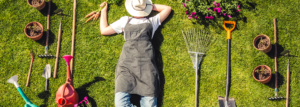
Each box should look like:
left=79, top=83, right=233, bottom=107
left=223, top=21, right=236, bottom=40
left=218, top=21, right=236, bottom=107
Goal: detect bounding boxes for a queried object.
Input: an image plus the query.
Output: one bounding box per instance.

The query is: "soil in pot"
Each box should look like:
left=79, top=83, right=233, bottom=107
left=254, top=66, right=271, bottom=80
left=255, top=37, right=270, bottom=50
left=26, top=23, right=43, bottom=37
left=29, top=0, right=43, bottom=7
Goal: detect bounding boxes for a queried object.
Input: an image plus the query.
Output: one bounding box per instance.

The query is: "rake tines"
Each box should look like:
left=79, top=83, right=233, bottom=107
left=182, top=28, right=213, bottom=107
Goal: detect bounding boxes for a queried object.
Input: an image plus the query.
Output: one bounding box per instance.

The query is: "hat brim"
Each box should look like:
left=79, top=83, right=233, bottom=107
left=125, top=0, right=152, bottom=17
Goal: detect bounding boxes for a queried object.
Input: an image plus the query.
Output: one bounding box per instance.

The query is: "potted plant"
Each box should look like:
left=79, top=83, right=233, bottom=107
left=253, top=34, right=272, bottom=53
left=253, top=65, right=272, bottom=84
left=27, top=0, right=46, bottom=10
left=24, top=22, right=43, bottom=41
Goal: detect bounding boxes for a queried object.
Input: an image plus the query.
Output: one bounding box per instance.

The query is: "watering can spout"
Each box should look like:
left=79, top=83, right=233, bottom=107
left=7, top=75, right=19, bottom=88
left=63, top=55, right=73, bottom=65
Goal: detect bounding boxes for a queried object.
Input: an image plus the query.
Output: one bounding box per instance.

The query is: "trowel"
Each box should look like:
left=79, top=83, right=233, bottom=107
left=42, top=64, right=51, bottom=91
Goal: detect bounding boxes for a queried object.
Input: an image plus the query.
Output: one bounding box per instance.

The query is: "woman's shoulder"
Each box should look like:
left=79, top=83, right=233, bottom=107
left=119, top=16, right=132, bottom=21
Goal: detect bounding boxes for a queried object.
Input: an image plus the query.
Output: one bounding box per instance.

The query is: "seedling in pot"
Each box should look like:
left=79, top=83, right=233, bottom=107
left=257, top=37, right=270, bottom=50
left=26, top=23, right=42, bottom=37
left=253, top=34, right=272, bottom=53
left=255, top=66, right=270, bottom=80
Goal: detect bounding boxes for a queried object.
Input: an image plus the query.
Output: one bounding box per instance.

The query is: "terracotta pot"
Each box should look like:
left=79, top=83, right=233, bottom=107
left=27, top=0, right=46, bottom=10
left=253, top=34, right=272, bottom=53
left=24, top=22, right=43, bottom=41
left=253, top=65, right=272, bottom=84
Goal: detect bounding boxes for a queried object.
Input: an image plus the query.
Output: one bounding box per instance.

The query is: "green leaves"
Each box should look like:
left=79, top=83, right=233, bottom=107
left=183, top=0, right=243, bottom=20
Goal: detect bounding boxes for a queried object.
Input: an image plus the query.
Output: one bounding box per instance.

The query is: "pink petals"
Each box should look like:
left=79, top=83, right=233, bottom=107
left=236, top=4, right=241, bottom=12
left=191, top=12, right=196, bottom=16
left=213, top=1, right=220, bottom=7
left=205, top=16, right=214, bottom=20
left=194, top=16, right=198, bottom=19
left=75, top=96, right=90, bottom=107
left=228, top=15, right=232, bottom=18
left=188, top=15, right=192, bottom=19
left=217, top=7, right=221, bottom=13
left=182, top=3, right=186, bottom=8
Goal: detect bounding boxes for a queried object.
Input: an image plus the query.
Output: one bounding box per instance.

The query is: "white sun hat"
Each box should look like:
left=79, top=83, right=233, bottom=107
left=125, top=0, right=153, bottom=17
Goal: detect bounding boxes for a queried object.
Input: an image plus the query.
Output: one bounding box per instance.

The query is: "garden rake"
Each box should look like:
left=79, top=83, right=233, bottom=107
left=182, top=28, right=213, bottom=107
left=38, top=0, right=55, bottom=58
left=268, top=18, right=285, bottom=100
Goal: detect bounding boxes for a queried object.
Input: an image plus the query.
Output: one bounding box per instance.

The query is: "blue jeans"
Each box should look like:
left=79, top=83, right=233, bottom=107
left=115, top=92, right=157, bottom=107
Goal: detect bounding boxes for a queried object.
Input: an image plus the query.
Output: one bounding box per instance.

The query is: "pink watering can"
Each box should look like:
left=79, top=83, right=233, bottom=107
left=56, top=55, right=78, bottom=107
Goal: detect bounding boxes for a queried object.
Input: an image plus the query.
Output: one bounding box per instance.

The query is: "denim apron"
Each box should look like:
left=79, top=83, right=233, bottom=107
left=115, top=18, right=159, bottom=97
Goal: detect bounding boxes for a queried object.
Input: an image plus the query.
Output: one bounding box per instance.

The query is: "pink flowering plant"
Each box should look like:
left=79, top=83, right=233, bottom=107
left=74, top=96, right=91, bottom=107
left=182, top=0, right=244, bottom=20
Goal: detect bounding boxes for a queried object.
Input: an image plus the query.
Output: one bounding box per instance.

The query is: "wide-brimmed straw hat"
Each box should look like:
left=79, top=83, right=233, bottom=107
left=125, top=0, right=153, bottom=17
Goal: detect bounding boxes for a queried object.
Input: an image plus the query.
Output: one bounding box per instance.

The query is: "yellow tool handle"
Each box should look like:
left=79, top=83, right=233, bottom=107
left=223, top=21, right=236, bottom=39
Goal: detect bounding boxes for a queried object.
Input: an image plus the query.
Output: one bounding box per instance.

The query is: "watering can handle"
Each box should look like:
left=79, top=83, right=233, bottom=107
left=223, top=21, right=236, bottom=39
left=17, top=87, right=38, bottom=107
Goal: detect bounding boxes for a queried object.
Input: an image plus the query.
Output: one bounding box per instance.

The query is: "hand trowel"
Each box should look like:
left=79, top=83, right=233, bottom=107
left=43, top=64, right=51, bottom=91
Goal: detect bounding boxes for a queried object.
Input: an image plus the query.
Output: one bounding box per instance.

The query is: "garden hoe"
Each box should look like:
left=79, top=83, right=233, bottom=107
left=54, top=9, right=64, bottom=78
left=268, top=18, right=285, bottom=100
left=38, top=0, right=54, bottom=58
left=280, top=50, right=291, bottom=106
left=42, top=64, right=51, bottom=91
left=26, top=50, right=34, bottom=87
left=218, top=21, right=236, bottom=107
left=7, top=75, right=38, bottom=107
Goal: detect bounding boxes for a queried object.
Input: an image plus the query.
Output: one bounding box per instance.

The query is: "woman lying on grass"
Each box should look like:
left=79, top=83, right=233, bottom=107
left=99, top=0, right=171, bottom=106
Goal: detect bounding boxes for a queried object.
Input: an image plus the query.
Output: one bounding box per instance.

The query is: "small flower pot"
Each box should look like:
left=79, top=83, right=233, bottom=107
left=253, top=34, right=272, bottom=53
left=253, top=65, right=272, bottom=84
left=24, top=22, right=44, bottom=41
left=27, top=0, right=46, bottom=10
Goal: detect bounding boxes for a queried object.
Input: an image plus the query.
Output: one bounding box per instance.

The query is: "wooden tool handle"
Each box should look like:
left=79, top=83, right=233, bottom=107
left=274, top=18, right=278, bottom=88
left=70, top=0, right=77, bottom=75
left=26, top=58, right=34, bottom=87
left=54, top=23, right=62, bottom=78
left=46, top=0, right=51, bottom=46
left=286, top=58, right=290, bottom=107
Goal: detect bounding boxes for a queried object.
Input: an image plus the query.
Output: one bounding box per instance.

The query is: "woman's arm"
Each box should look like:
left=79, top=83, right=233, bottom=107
left=99, top=2, right=116, bottom=36
left=152, top=4, right=172, bottom=23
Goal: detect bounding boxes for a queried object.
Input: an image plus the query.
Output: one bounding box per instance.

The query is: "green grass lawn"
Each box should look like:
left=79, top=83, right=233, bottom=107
left=1, top=0, right=300, bottom=106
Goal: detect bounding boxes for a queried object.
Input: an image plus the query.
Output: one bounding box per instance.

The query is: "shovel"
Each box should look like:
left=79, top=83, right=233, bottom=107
left=218, top=21, right=236, bottom=107
left=42, top=64, right=51, bottom=91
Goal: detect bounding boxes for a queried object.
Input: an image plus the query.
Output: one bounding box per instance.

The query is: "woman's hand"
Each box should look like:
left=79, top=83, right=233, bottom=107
left=100, top=2, right=108, bottom=12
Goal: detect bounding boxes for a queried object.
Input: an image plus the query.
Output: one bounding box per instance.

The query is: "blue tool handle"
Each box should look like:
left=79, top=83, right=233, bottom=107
left=17, top=87, right=39, bottom=107
left=45, top=46, right=49, bottom=54
left=17, top=87, right=32, bottom=104
left=25, top=103, right=39, bottom=107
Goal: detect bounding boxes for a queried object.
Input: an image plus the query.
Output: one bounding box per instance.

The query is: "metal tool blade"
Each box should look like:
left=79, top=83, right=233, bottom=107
left=42, top=64, right=51, bottom=79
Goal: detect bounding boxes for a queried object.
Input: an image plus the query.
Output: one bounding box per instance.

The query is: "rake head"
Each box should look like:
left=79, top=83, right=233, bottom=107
left=38, top=54, right=55, bottom=58
left=268, top=96, right=285, bottom=100
left=181, top=28, right=213, bottom=69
